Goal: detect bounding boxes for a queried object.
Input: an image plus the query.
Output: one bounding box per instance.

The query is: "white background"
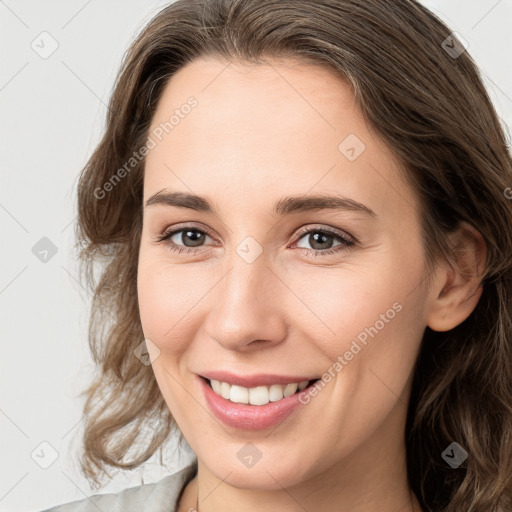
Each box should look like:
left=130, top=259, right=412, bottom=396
left=1, top=1, right=511, bottom=511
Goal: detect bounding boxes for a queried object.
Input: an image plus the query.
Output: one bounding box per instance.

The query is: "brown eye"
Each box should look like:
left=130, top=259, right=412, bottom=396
left=169, top=229, right=207, bottom=247
left=156, top=226, right=215, bottom=254
left=294, top=227, right=355, bottom=256
left=300, top=231, right=336, bottom=250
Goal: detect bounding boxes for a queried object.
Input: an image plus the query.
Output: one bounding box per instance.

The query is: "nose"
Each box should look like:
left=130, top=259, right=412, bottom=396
left=204, top=251, right=288, bottom=352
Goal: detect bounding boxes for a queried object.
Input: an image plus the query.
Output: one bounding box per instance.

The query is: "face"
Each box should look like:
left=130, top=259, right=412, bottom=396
left=137, top=57, right=433, bottom=490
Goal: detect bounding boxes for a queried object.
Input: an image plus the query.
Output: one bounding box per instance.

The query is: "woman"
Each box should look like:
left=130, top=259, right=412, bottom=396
left=41, top=0, right=512, bottom=511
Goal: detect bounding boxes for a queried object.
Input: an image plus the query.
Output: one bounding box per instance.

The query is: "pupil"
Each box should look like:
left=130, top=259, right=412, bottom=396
left=310, top=232, right=333, bottom=250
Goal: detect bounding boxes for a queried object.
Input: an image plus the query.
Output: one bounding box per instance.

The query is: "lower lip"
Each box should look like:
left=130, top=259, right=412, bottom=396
left=199, top=376, right=310, bottom=431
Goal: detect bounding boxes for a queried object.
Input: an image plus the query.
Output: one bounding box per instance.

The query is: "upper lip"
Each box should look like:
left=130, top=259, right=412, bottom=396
left=199, top=371, right=318, bottom=388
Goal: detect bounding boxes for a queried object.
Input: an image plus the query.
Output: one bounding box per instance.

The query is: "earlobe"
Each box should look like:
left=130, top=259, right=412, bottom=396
left=426, top=222, right=487, bottom=332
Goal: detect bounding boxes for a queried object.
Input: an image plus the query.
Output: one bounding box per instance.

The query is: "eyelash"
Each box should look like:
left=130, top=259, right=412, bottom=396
left=154, top=224, right=356, bottom=258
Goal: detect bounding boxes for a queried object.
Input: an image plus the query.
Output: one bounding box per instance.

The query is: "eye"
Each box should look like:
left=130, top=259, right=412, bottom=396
left=155, top=226, right=214, bottom=254
left=292, top=226, right=355, bottom=257
left=154, top=224, right=356, bottom=257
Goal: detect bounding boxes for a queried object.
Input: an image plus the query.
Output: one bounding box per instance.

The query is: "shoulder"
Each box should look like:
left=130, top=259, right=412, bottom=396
left=37, top=463, right=197, bottom=512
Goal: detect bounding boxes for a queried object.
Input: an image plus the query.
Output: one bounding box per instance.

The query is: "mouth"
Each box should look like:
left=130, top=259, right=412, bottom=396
left=200, top=376, right=321, bottom=406
left=198, top=375, right=321, bottom=430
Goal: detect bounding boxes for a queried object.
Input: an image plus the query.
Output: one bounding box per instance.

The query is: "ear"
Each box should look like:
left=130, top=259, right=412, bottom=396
left=426, top=221, right=487, bottom=332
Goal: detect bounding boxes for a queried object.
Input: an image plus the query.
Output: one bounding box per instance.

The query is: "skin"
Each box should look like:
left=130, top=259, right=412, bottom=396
left=137, top=57, right=486, bottom=512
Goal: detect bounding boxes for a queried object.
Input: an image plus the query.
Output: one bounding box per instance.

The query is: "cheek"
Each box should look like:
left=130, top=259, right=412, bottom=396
left=286, top=266, right=397, bottom=343
left=137, top=252, right=212, bottom=353
left=287, top=253, right=423, bottom=376
left=137, top=256, right=204, bottom=414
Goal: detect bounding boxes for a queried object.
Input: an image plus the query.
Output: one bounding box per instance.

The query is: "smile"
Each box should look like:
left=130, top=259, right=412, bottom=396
left=198, top=374, right=321, bottom=430
left=208, top=378, right=316, bottom=405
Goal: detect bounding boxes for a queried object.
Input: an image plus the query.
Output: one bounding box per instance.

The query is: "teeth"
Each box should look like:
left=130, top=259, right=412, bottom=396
left=211, top=379, right=221, bottom=394
left=230, top=385, right=248, bottom=404
left=269, top=384, right=284, bottom=402
left=250, top=386, right=271, bottom=406
left=209, top=379, right=310, bottom=406
left=220, top=381, right=230, bottom=400
left=283, top=383, right=298, bottom=397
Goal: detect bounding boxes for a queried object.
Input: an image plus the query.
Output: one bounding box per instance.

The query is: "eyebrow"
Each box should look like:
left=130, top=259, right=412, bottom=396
left=145, top=190, right=376, bottom=218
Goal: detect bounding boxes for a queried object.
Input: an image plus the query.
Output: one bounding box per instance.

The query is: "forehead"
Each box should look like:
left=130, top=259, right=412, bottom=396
left=144, top=57, right=417, bottom=222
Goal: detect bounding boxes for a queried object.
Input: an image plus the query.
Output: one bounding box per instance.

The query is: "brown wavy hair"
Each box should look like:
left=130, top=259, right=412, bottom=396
left=74, top=0, right=512, bottom=509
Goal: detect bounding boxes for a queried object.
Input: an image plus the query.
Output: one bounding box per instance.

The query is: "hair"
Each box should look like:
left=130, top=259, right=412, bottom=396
left=73, top=0, right=512, bottom=509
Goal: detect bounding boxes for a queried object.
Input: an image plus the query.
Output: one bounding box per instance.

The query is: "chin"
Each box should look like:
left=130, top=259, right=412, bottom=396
left=202, top=452, right=313, bottom=491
